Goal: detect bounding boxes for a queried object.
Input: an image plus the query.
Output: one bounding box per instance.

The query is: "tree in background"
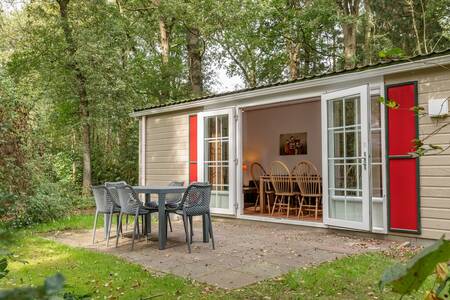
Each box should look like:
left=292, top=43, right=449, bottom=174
left=0, top=0, right=449, bottom=222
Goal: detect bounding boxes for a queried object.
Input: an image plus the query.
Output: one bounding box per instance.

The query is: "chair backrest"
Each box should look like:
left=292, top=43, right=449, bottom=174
left=105, top=181, right=127, bottom=207
left=250, top=162, right=266, bottom=193
left=116, top=185, right=143, bottom=215
left=270, top=161, right=293, bottom=194
left=165, top=181, right=185, bottom=203
left=292, top=160, right=318, bottom=176
left=292, top=161, right=322, bottom=196
left=92, top=185, right=115, bottom=213
left=178, top=182, right=212, bottom=216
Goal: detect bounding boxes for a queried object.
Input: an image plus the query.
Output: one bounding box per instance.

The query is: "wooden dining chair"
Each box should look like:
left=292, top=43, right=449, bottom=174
left=250, top=162, right=273, bottom=213
left=292, top=160, right=322, bottom=219
left=269, top=161, right=300, bottom=217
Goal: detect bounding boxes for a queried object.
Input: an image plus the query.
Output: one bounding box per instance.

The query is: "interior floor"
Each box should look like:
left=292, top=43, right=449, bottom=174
left=243, top=206, right=322, bottom=222
left=241, top=99, right=323, bottom=223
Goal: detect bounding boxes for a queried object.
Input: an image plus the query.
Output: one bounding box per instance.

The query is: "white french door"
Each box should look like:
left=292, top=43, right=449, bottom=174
left=197, top=109, right=236, bottom=215
left=321, top=85, right=371, bottom=230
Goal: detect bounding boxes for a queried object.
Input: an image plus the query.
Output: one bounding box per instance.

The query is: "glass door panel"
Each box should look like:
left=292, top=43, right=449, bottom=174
left=198, top=109, right=235, bottom=215
left=322, top=85, right=370, bottom=230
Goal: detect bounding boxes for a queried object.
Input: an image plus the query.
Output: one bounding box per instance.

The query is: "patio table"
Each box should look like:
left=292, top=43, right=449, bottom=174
left=132, top=186, right=210, bottom=250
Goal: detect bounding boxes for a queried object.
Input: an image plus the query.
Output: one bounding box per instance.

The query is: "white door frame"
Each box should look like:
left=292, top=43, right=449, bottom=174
left=197, top=108, right=236, bottom=215
left=321, top=84, right=371, bottom=231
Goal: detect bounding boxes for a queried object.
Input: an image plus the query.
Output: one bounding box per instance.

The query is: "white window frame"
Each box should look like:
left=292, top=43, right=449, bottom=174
left=321, top=84, right=371, bottom=231
left=197, top=108, right=236, bottom=215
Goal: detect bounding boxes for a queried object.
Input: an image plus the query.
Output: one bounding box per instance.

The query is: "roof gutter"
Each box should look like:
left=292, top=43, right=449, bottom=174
left=130, top=54, right=450, bottom=118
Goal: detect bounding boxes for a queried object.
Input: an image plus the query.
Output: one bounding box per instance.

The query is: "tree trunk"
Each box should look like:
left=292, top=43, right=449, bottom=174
left=337, top=0, right=360, bottom=68
left=57, top=0, right=92, bottom=195
left=287, top=39, right=300, bottom=80
left=406, top=0, right=422, bottom=55
left=186, top=27, right=203, bottom=96
left=363, top=0, right=374, bottom=65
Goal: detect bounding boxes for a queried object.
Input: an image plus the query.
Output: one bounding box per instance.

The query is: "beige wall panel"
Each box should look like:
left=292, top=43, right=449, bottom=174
left=421, top=187, right=450, bottom=198
left=144, top=111, right=195, bottom=186
left=421, top=197, right=450, bottom=209
left=421, top=207, right=450, bottom=219
left=421, top=176, right=450, bottom=186
left=422, top=218, right=450, bottom=231
left=421, top=166, right=450, bottom=176
left=419, top=155, right=450, bottom=166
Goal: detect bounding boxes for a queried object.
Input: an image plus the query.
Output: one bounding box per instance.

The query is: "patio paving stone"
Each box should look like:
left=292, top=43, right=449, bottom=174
left=47, top=217, right=395, bottom=289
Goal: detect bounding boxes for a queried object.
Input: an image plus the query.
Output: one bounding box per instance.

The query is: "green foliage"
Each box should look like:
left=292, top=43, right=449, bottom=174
left=1, top=183, right=92, bottom=229
left=378, top=47, right=406, bottom=59
left=380, top=237, right=450, bottom=296
left=0, top=273, right=66, bottom=300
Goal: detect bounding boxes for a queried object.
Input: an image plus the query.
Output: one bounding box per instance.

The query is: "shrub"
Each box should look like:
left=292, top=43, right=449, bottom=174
left=1, top=182, right=93, bottom=229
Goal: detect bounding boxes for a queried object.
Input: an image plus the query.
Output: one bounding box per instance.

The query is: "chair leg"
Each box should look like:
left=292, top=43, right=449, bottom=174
left=298, top=196, right=305, bottom=218
left=271, top=195, right=278, bottom=216
left=182, top=213, right=191, bottom=253
left=92, top=211, right=99, bottom=244
left=254, top=194, right=260, bottom=211
left=106, top=213, right=113, bottom=247
left=315, top=197, right=319, bottom=220
left=207, top=213, right=215, bottom=250
left=116, top=214, right=121, bottom=236
left=189, top=216, right=194, bottom=242
left=116, top=213, right=123, bottom=248
left=132, top=212, right=139, bottom=250
left=287, top=196, right=291, bottom=218
left=167, top=215, right=173, bottom=232
left=266, top=194, right=271, bottom=214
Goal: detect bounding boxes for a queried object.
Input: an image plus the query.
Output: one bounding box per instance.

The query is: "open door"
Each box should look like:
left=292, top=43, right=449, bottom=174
left=321, top=85, right=371, bottom=230
left=197, top=109, right=236, bottom=215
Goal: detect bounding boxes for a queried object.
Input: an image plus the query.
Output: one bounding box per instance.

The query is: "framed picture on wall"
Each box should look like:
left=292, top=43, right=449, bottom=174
left=279, top=132, right=307, bottom=155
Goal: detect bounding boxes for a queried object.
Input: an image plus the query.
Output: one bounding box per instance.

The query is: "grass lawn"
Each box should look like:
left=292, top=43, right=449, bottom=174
left=0, top=214, right=432, bottom=299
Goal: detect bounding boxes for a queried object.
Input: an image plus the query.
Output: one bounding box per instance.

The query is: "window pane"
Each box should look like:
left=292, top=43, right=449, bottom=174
left=372, top=164, right=382, bottom=198
left=371, top=95, right=381, bottom=128
left=206, top=117, right=216, bottom=138
left=371, top=130, right=382, bottom=163
left=328, top=99, right=343, bottom=127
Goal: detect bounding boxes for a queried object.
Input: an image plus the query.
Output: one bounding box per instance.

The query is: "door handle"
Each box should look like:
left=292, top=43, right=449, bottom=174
left=362, top=152, right=368, bottom=170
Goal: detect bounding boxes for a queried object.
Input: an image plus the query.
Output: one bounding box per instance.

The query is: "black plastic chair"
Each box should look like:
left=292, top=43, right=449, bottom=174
left=91, top=185, right=121, bottom=247
left=165, top=181, right=185, bottom=232
left=115, top=185, right=157, bottom=250
left=166, top=182, right=215, bottom=253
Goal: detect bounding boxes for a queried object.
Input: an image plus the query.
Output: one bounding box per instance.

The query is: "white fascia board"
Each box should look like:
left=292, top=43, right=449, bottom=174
left=130, top=54, right=450, bottom=118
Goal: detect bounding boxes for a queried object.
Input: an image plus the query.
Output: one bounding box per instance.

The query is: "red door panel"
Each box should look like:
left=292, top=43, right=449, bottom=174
left=387, top=83, right=420, bottom=233
left=189, top=115, right=198, bottom=183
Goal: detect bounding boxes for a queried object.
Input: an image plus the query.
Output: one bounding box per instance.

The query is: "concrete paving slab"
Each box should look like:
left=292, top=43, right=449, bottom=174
left=47, top=217, right=395, bottom=289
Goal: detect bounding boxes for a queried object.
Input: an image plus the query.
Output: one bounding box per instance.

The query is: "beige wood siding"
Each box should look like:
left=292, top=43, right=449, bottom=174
left=385, top=65, right=450, bottom=240
left=143, top=110, right=197, bottom=186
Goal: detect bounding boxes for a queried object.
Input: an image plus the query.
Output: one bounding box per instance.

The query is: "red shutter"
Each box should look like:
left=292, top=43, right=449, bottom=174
left=189, top=115, right=198, bottom=183
left=387, top=82, right=420, bottom=233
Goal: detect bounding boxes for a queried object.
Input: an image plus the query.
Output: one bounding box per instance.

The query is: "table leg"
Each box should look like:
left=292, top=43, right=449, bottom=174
left=158, top=193, right=167, bottom=250
left=202, top=215, right=209, bottom=243
left=259, top=178, right=265, bottom=213
left=104, top=214, right=111, bottom=239
left=144, top=194, right=151, bottom=236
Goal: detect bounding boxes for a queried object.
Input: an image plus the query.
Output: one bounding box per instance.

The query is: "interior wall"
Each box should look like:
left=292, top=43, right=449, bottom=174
left=242, top=100, right=322, bottom=184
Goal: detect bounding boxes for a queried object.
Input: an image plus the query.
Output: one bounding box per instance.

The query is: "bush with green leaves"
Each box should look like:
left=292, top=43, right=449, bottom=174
left=1, top=183, right=92, bottom=229
left=380, top=237, right=450, bottom=299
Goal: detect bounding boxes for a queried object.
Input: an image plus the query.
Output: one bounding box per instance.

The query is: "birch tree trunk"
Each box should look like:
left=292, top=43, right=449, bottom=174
left=57, top=0, right=92, bottom=195
left=406, top=0, right=423, bottom=55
